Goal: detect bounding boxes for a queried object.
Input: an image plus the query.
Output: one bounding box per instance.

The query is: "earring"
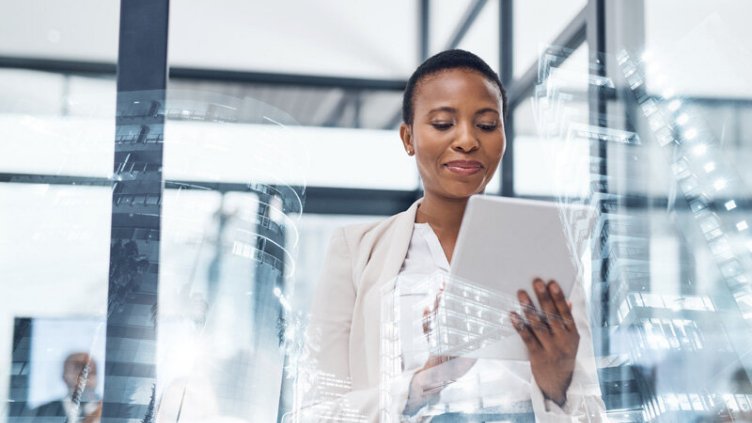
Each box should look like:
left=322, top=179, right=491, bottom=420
left=407, top=148, right=414, bottom=156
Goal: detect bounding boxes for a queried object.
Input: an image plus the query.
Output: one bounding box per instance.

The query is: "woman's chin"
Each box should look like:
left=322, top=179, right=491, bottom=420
left=438, top=184, right=486, bottom=199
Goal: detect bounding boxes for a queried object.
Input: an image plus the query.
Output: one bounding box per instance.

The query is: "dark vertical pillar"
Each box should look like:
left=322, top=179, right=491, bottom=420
left=586, top=0, right=609, bottom=357
left=499, top=0, right=514, bottom=197
left=103, top=0, right=169, bottom=421
left=419, top=0, right=430, bottom=61
left=417, top=0, right=430, bottom=194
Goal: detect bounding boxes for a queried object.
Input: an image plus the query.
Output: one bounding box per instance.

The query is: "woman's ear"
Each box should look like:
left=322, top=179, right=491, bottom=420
left=399, top=123, right=415, bottom=156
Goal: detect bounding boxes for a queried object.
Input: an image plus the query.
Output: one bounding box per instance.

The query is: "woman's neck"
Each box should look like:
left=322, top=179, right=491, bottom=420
left=416, top=193, right=469, bottom=263
left=415, top=193, right=468, bottom=238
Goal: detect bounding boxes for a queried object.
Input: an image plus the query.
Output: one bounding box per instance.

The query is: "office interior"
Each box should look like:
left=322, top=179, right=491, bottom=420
left=2, top=0, right=752, bottom=421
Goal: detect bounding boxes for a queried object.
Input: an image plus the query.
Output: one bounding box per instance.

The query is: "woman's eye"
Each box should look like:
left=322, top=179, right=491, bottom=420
left=478, top=123, right=498, bottom=131
left=432, top=122, right=453, bottom=130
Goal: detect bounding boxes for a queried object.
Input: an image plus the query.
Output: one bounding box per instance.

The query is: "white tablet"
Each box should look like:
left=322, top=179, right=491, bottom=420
left=447, top=194, right=596, bottom=360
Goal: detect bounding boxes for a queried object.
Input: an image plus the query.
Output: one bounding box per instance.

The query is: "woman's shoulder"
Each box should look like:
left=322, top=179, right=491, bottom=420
left=336, top=202, right=418, bottom=252
left=339, top=213, right=403, bottom=245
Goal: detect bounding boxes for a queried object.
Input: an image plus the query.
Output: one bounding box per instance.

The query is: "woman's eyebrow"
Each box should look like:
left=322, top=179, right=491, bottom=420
left=428, top=106, right=457, bottom=114
left=475, top=107, right=500, bottom=116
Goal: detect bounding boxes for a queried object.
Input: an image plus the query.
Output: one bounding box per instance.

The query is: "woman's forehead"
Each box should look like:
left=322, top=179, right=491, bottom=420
left=414, top=68, right=501, bottom=109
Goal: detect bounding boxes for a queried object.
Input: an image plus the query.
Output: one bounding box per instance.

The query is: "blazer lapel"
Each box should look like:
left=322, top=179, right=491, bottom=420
left=377, top=197, right=422, bottom=290
left=356, top=197, right=422, bottom=384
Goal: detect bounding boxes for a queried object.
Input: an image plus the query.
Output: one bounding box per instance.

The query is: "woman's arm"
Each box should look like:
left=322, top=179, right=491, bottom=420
left=517, top=280, right=607, bottom=422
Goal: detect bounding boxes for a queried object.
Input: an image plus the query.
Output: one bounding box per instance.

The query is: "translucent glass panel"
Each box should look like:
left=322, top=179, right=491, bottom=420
left=514, top=0, right=586, bottom=77
left=644, top=0, right=752, bottom=99
left=1, top=184, right=111, bottom=421
left=168, top=0, right=417, bottom=78
left=1, top=2, right=119, bottom=421
left=514, top=44, right=589, bottom=197
left=163, top=92, right=419, bottom=190
left=517, top=7, right=752, bottom=416
left=430, top=0, right=500, bottom=76
left=157, top=186, right=380, bottom=420
left=0, top=1, right=119, bottom=61
left=164, top=121, right=416, bottom=189
left=0, top=70, right=116, bottom=178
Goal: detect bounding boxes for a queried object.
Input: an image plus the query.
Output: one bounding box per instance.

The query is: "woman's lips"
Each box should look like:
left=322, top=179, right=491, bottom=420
left=444, top=160, right=483, bottom=176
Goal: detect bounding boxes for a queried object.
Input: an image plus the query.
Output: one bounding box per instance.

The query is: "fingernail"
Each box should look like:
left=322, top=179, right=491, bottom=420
left=550, top=283, right=560, bottom=293
left=510, top=313, right=521, bottom=329
left=535, top=281, right=545, bottom=293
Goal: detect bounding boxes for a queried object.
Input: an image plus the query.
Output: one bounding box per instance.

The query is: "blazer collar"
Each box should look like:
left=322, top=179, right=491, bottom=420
left=378, top=196, right=423, bottom=289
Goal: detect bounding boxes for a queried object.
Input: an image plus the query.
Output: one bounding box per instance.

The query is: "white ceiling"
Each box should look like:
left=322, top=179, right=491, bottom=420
left=0, top=0, right=750, bottom=96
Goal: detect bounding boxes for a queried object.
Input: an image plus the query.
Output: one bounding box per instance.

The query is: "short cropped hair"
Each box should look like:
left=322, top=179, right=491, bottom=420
left=401, top=49, right=508, bottom=125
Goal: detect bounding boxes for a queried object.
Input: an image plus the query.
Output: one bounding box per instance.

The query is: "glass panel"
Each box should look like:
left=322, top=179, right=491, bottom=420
left=513, top=0, right=586, bottom=77
left=520, top=2, right=752, bottom=420
left=168, top=0, right=416, bottom=78
left=0, top=1, right=119, bottom=62
left=163, top=92, right=418, bottom=190
left=1, top=184, right=111, bottom=421
left=5, top=1, right=752, bottom=422
left=1, top=2, right=119, bottom=421
left=515, top=44, right=589, bottom=196
left=456, top=0, right=500, bottom=76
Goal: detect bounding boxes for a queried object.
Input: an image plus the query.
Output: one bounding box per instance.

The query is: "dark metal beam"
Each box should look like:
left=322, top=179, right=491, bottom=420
left=499, top=0, right=514, bottom=197
left=0, top=173, right=110, bottom=186
left=322, top=91, right=353, bottom=127
left=5, top=54, right=752, bottom=109
left=420, top=0, right=430, bottom=61
left=102, top=0, right=169, bottom=419
left=167, top=182, right=421, bottom=216
left=301, top=187, right=421, bottom=215
left=0, top=56, right=406, bottom=91
left=506, top=6, right=587, bottom=110
left=587, top=0, right=610, bottom=358
left=444, top=0, right=488, bottom=50
left=170, top=67, right=406, bottom=91
left=7, top=173, right=751, bottom=216
left=0, top=56, right=116, bottom=75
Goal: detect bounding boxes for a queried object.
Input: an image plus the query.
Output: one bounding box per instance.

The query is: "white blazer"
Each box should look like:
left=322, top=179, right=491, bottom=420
left=302, top=197, right=606, bottom=422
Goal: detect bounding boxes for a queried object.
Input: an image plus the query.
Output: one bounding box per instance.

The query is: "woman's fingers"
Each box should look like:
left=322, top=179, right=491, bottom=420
left=510, top=311, right=541, bottom=353
left=549, top=280, right=576, bottom=332
left=422, top=306, right=431, bottom=336
left=517, top=289, right=553, bottom=344
left=534, top=278, right=565, bottom=333
left=422, top=288, right=445, bottom=344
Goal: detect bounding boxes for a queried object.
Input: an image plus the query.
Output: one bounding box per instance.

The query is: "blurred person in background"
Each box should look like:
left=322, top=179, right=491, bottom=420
left=28, top=352, right=101, bottom=422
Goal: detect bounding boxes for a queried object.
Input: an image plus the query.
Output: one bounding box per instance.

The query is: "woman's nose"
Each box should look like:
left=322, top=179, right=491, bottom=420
left=452, top=123, right=479, bottom=152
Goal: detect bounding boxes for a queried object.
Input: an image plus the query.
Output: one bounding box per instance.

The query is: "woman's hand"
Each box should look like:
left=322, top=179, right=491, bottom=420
left=404, top=290, right=477, bottom=415
left=510, top=278, right=579, bottom=407
left=405, top=353, right=477, bottom=415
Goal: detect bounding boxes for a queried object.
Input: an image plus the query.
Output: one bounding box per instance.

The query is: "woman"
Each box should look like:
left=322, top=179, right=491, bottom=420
left=302, top=49, right=605, bottom=422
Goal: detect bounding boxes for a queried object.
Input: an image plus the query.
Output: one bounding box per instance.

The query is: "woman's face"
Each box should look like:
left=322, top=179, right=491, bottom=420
left=400, top=68, right=505, bottom=200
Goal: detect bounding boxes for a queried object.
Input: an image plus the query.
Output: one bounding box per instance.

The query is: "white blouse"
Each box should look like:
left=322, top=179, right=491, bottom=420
left=395, top=222, right=606, bottom=421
